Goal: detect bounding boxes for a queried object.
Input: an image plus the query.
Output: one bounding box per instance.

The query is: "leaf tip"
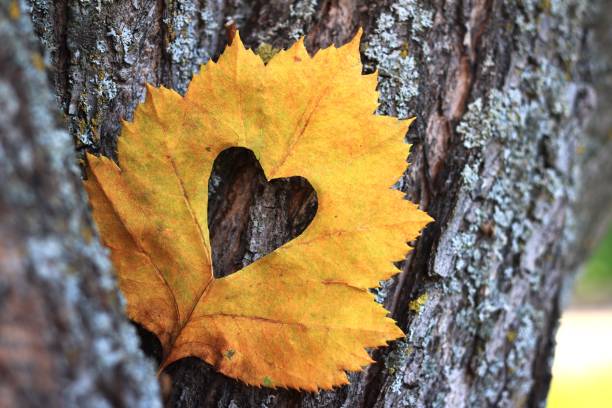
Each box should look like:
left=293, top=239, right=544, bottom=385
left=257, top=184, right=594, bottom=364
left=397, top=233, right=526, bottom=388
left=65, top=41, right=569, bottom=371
left=354, top=26, right=364, bottom=41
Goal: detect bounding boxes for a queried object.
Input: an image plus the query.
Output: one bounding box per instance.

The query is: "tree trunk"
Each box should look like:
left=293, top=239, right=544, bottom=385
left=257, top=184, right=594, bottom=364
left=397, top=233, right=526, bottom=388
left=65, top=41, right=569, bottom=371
left=1, top=0, right=610, bottom=407
left=0, top=3, right=160, bottom=407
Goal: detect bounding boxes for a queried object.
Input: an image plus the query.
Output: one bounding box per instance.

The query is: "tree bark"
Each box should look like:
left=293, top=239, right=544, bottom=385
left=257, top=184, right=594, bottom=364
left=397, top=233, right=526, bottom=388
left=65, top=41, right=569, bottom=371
left=0, top=3, right=160, bottom=407
left=1, top=0, right=609, bottom=407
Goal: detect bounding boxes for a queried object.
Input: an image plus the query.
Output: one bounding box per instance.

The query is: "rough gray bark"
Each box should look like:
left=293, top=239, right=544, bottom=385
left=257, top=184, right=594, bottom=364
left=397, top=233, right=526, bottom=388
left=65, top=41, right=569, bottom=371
left=0, top=3, right=160, bottom=407
left=2, top=0, right=609, bottom=407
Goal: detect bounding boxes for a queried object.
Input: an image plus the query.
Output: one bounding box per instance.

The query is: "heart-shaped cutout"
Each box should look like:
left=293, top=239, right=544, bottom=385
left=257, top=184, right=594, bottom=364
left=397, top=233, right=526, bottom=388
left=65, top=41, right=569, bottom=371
left=207, top=147, right=318, bottom=278
left=133, top=147, right=317, bottom=364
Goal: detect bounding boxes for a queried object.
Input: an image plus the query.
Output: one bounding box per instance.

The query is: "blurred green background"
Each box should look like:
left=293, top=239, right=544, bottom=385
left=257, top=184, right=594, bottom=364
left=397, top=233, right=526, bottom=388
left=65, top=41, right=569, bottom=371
left=547, top=225, right=612, bottom=407
left=572, top=227, right=612, bottom=305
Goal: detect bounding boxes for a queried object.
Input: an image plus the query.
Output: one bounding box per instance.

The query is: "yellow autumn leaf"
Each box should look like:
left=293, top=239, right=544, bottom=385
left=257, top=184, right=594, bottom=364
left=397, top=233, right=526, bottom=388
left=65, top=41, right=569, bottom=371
left=84, top=30, right=433, bottom=391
